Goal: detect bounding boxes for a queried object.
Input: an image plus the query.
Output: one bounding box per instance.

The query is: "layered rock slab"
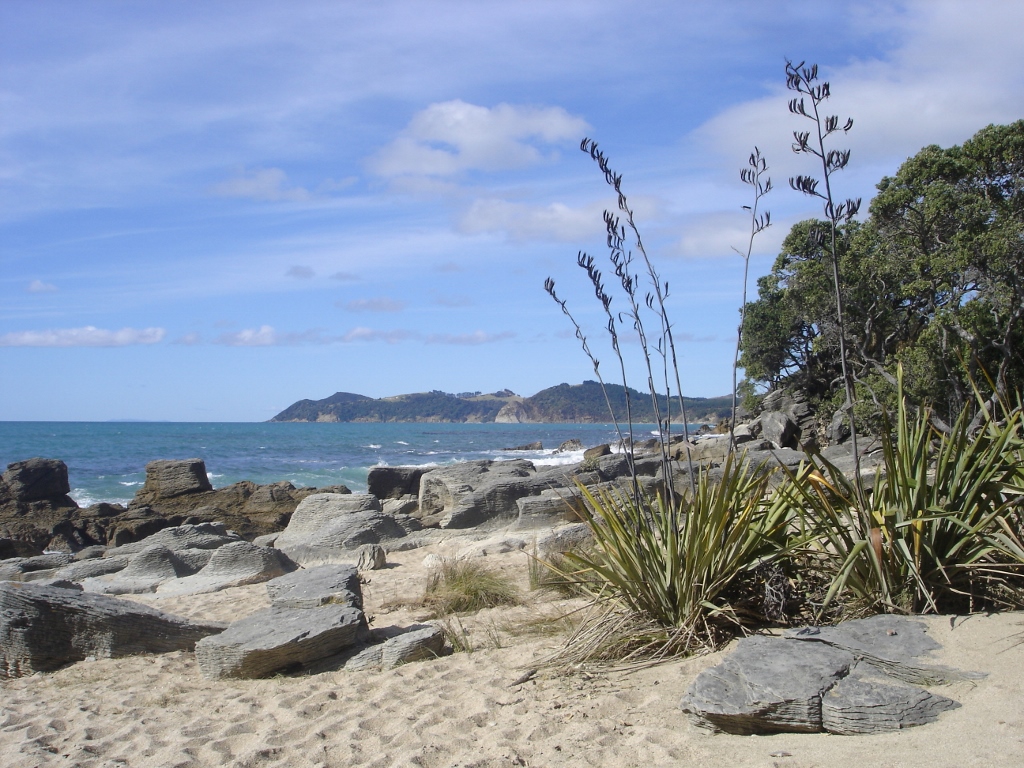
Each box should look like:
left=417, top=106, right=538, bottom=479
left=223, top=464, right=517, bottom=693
left=0, top=581, right=224, bottom=679
left=194, top=604, right=369, bottom=679
left=274, top=493, right=415, bottom=565
left=680, top=616, right=969, bottom=735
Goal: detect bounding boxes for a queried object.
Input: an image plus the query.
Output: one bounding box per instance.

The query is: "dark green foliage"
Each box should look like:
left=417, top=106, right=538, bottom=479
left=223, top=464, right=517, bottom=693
left=741, top=121, right=1024, bottom=422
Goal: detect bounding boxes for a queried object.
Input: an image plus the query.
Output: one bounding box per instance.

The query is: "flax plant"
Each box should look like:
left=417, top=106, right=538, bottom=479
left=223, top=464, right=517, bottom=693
left=549, top=453, right=792, bottom=663
left=731, top=148, right=772, bottom=450
left=780, top=368, right=1024, bottom=616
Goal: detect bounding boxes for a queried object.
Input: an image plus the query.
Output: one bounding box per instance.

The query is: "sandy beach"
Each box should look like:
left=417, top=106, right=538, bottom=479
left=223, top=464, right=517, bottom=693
left=2, top=539, right=1023, bottom=768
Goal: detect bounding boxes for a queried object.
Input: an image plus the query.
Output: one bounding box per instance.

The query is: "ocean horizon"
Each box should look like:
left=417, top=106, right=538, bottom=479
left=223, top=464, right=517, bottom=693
left=0, top=421, right=701, bottom=508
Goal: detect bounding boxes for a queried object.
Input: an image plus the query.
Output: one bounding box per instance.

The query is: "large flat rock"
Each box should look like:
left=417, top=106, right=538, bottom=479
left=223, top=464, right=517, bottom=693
left=680, top=616, right=973, bottom=735
left=274, top=494, right=414, bottom=565
left=265, top=564, right=363, bottom=610
left=0, top=581, right=224, bottom=678
left=194, top=604, right=368, bottom=679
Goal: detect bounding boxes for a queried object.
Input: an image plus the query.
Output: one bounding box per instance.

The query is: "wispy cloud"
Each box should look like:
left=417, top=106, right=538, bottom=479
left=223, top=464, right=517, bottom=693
left=286, top=265, right=315, bottom=279
left=426, top=330, right=516, bottom=345
left=341, top=327, right=417, bottom=343
left=0, top=326, right=165, bottom=347
left=26, top=279, right=58, bottom=293
left=458, top=198, right=607, bottom=242
left=434, top=295, right=472, bottom=307
left=330, top=271, right=360, bottom=281
left=173, top=332, right=202, bottom=345
left=210, top=167, right=311, bottom=202
left=369, top=100, right=589, bottom=179
left=341, top=297, right=406, bottom=312
left=214, top=325, right=331, bottom=346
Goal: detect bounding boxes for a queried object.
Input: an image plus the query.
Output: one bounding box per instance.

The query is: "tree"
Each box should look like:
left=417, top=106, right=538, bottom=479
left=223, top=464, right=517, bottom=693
left=740, top=121, right=1024, bottom=424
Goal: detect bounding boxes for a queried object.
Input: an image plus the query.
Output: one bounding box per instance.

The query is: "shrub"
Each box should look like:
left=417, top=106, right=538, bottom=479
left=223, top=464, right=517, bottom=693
left=422, top=558, right=521, bottom=617
left=551, top=453, right=793, bottom=664
left=778, top=370, right=1024, bottom=616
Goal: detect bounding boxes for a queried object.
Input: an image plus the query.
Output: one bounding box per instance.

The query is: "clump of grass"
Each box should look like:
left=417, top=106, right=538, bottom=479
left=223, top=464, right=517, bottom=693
left=528, top=545, right=600, bottom=597
left=422, top=557, right=521, bottom=617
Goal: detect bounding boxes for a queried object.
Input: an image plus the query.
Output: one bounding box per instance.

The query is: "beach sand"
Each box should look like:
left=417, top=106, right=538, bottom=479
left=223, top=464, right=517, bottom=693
left=2, top=540, right=1023, bottom=767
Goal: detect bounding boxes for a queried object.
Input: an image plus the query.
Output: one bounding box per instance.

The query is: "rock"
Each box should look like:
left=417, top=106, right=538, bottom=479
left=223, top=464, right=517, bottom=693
left=513, top=489, right=585, bottom=529
left=680, top=616, right=973, bottom=735
left=758, top=388, right=818, bottom=449
left=253, top=532, right=279, bottom=547
left=54, top=555, right=131, bottom=582
left=503, top=441, right=543, bottom=451
left=382, top=496, right=418, bottom=517
left=457, top=535, right=528, bottom=558
left=828, top=408, right=851, bottom=444
left=81, top=545, right=189, bottom=594
left=534, top=523, right=594, bottom=557
left=194, top=604, right=369, bottom=679
left=0, top=459, right=81, bottom=553
left=380, top=625, right=445, bottom=668
left=416, top=459, right=566, bottom=529
left=356, top=543, right=387, bottom=571
left=583, top=444, right=611, bottom=460
left=0, top=553, right=76, bottom=582
left=266, top=565, right=363, bottom=610
left=112, top=521, right=244, bottom=555
left=135, top=459, right=212, bottom=500
left=821, top=672, right=959, bottom=734
left=0, top=581, right=224, bottom=678
left=680, top=635, right=853, bottom=734
left=367, top=467, right=427, bottom=500
left=761, top=410, right=799, bottom=449
left=331, top=625, right=447, bottom=673
left=125, top=461, right=343, bottom=541
left=556, top=439, right=584, bottom=453
left=155, top=541, right=294, bottom=597
left=0, top=538, right=44, bottom=560
left=1, top=458, right=71, bottom=501
left=274, top=494, right=413, bottom=566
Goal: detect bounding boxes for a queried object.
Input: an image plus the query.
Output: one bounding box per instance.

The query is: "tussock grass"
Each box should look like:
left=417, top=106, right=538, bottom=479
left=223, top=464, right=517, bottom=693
left=422, top=557, right=521, bottom=617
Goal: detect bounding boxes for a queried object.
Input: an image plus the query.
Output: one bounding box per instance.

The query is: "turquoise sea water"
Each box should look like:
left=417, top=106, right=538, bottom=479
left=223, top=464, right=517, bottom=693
left=0, top=421, right=687, bottom=507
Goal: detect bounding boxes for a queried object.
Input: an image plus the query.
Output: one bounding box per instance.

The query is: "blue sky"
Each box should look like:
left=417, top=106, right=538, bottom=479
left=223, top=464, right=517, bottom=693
left=2, top=1, right=1022, bottom=421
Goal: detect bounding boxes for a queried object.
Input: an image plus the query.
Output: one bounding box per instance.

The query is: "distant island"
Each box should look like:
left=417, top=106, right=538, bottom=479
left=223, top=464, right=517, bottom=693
left=269, top=381, right=732, bottom=424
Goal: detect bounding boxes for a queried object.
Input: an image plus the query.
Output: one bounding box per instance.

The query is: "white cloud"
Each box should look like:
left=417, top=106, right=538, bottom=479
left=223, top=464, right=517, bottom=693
left=341, top=327, right=416, bottom=344
left=286, top=265, right=315, bottom=279
left=426, top=330, right=516, bottom=345
left=695, top=1, right=1024, bottom=194
left=673, top=210, right=787, bottom=260
left=213, top=325, right=330, bottom=346
left=458, top=198, right=607, bottom=242
left=26, top=279, right=58, bottom=293
left=0, top=326, right=165, bottom=347
left=342, top=297, right=406, bottom=312
left=210, top=167, right=311, bottom=202
left=173, top=332, right=202, bottom=345
left=369, top=100, right=589, bottom=178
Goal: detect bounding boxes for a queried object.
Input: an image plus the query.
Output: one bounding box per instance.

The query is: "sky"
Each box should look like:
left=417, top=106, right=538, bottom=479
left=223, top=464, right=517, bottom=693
left=2, top=0, right=1023, bottom=422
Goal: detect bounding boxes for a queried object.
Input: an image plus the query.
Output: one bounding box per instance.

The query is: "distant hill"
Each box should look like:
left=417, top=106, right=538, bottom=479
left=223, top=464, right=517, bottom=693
left=269, top=382, right=731, bottom=424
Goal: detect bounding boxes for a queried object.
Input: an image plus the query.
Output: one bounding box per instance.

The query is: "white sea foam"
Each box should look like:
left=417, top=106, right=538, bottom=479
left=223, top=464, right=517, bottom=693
left=366, top=444, right=382, bottom=449
left=118, top=481, right=143, bottom=487
left=396, top=441, right=409, bottom=445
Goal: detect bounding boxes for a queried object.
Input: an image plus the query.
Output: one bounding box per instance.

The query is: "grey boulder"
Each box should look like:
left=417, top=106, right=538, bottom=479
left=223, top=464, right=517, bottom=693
left=274, top=493, right=413, bottom=566
left=194, top=604, right=369, bottom=679
left=154, top=541, right=294, bottom=597
left=0, top=581, right=224, bottom=678
left=680, top=616, right=971, bottom=735
left=266, top=564, right=363, bottom=610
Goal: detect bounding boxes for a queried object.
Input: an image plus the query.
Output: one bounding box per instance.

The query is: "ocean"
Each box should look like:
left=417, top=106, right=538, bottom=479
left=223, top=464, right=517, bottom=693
left=0, top=421, right=682, bottom=507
